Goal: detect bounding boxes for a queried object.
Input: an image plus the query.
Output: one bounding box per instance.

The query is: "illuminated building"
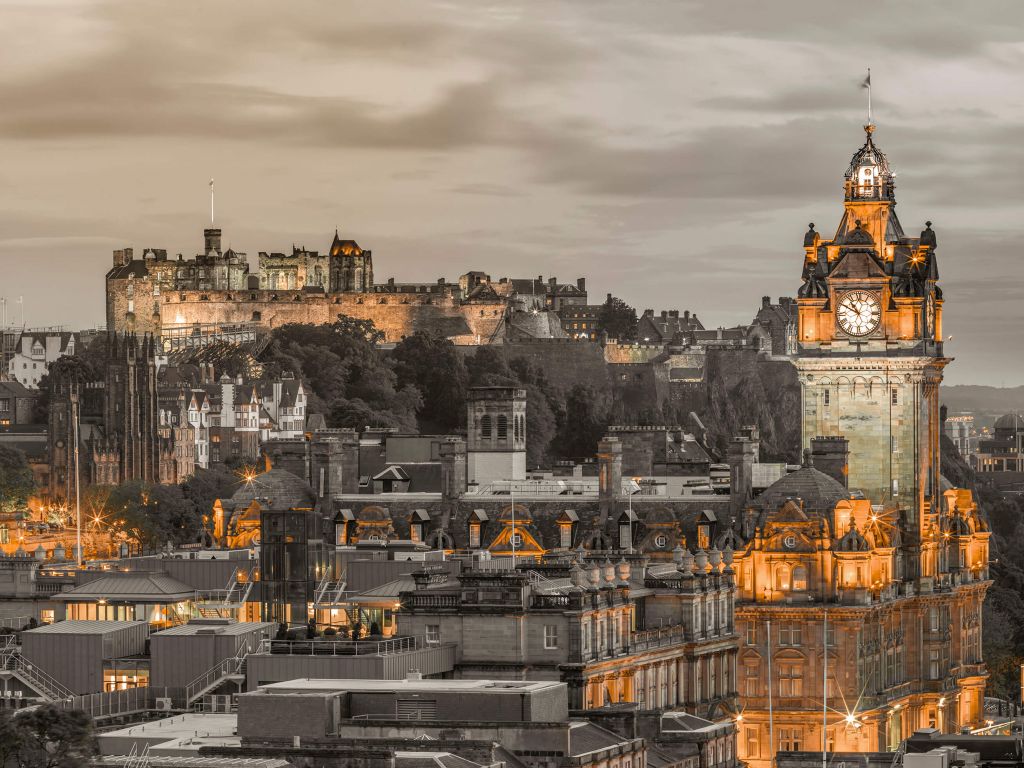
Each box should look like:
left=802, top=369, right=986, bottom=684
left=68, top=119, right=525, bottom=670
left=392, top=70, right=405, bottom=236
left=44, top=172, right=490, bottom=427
left=730, top=122, right=991, bottom=766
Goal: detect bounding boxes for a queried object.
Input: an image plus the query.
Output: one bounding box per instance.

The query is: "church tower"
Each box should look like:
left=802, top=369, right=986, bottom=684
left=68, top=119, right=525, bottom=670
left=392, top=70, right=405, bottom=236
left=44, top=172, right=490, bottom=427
left=796, top=123, right=945, bottom=582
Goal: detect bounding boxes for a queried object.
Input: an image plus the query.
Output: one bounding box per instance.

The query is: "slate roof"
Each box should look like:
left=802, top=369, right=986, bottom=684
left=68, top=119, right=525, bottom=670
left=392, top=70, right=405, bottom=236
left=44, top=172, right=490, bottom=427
left=568, top=721, right=634, bottom=756
left=759, top=466, right=851, bottom=515
left=106, top=261, right=151, bottom=280
left=228, top=468, right=315, bottom=510
left=55, top=573, right=195, bottom=602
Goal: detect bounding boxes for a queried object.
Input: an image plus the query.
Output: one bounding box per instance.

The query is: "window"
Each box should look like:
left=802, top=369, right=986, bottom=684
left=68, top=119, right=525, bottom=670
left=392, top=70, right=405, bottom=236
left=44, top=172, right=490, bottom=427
left=774, top=565, right=790, bottom=591
left=0, top=399, right=9, bottom=413
left=559, top=524, right=572, bottom=549
left=779, top=663, right=802, bottom=697
left=425, top=625, right=440, bottom=644
left=779, top=727, right=803, bottom=752
left=891, top=435, right=899, bottom=454
left=544, top=625, right=559, bottom=649
left=891, top=389, right=898, bottom=405
left=791, top=565, right=808, bottom=591
left=497, top=415, right=508, bottom=439
left=469, top=523, right=481, bottom=548
left=746, top=625, right=757, bottom=645
left=745, top=727, right=759, bottom=759
left=744, top=664, right=761, bottom=696
left=480, top=415, right=492, bottom=438
left=697, top=524, right=710, bottom=549
left=779, top=624, right=802, bottom=646
left=823, top=389, right=830, bottom=407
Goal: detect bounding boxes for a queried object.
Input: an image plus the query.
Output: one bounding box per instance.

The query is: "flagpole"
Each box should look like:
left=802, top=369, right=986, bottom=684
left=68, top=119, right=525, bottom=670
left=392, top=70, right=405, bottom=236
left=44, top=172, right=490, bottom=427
left=767, top=618, right=774, bottom=767
left=823, top=609, right=828, bottom=768
left=864, top=68, right=872, bottom=125
left=510, top=485, right=516, bottom=559
left=210, top=178, right=215, bottom=224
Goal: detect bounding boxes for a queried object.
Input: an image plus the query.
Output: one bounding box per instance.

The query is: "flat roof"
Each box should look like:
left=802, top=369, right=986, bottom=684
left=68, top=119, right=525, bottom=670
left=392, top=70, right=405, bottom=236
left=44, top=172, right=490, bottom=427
left=153, top=621, right=275, bottom=638
left=101, top=713, right=237, bottom=740
left=24, top=620, right=146, bottom=635
left=257, top=678, right=564, bottom=695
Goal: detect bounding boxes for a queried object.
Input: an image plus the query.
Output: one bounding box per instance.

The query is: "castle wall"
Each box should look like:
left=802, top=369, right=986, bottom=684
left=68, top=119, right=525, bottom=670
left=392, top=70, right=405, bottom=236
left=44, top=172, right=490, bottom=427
left=157, top=291, right=505, bottom=345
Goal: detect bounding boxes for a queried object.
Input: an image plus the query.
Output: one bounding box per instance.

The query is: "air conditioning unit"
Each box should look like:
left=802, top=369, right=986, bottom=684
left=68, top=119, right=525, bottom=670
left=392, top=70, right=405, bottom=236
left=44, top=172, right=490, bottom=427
left=155, top=698, right=173, bottom=711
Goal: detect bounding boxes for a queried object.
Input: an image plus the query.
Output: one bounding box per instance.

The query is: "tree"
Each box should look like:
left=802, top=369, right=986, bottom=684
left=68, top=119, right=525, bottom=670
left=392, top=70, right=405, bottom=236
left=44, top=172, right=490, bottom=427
left=552, top=384, right=610, bottom=460
left=181, top=466, right=242, bottom=521
left=597, top=295, right=638, bottom=342
left=105, top=482, right=203, bottom=551
left=0, top=446, right=34, bottom=516
left=259, top=317, right=420, bottom=432
left=3, top=705, right=97, bottom=768
left=391, top=331, right=468, bottom=431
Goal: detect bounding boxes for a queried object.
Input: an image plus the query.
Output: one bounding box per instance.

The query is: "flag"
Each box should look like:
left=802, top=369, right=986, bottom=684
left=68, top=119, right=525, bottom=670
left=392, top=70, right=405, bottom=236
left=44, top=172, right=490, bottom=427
left=861, top=71, right=871, bottom=89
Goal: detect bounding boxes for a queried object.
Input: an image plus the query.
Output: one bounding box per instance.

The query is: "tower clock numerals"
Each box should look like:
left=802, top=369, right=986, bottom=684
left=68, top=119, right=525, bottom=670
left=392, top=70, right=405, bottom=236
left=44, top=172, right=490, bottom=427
left=836, top=290, right=881, bottom=337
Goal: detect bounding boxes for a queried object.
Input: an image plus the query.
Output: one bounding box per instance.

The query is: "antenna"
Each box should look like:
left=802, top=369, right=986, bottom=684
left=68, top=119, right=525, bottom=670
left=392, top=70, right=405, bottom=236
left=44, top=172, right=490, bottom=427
left=209, top=178, right=215, bottom=224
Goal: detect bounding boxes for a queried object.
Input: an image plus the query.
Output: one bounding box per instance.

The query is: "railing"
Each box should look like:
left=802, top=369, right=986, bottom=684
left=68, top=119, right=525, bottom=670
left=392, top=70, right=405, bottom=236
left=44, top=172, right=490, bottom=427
left=630, top=624, right=688, bottom=652
left=184, top=642, right=250, bottom=705
left=257, top=636, right=421, bottom=657
left=3, top=655, right=76, bottom=701
left=404, top=594, right=459, bottom=609
left=0, top=616, right=31, bottom=631
left=58, top=687, right=163, bottom=719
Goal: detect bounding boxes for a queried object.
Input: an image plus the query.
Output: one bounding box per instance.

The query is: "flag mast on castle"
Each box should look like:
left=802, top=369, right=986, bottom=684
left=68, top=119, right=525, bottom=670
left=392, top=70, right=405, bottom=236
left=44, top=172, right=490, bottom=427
left=210, top=177, right=215, bottom=224
left=861, top=68, right=873, bottom=128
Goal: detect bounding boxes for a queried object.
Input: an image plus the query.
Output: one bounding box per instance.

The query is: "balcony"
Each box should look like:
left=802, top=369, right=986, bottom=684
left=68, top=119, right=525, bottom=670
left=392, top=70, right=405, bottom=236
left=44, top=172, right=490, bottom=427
left=260, top=636, right=422, bottom=657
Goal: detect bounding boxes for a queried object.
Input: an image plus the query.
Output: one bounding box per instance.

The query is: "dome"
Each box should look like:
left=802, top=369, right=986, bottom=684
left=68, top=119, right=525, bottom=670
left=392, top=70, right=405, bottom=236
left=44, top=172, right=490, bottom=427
left=760, top=466, right=851, bottom=516
left=994, top=413, right=1022, bottom=430
left=845, top=130, right=892, bottom=179
left=230, top=468, right=315, bottom=509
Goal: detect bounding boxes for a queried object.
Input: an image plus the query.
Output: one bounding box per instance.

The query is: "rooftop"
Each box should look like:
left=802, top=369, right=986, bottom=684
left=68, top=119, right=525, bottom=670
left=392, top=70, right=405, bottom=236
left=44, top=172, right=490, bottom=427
left=153, top=620, right=276, bottom=638
left=55, top=572, right=196, bottom=602
left=24, top=619, right=147, bottom=635
left=257, top=678, right=563, bottom=695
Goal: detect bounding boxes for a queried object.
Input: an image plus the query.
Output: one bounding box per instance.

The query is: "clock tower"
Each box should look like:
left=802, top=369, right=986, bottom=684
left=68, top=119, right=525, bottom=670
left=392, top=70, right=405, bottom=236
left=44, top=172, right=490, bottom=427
left=796, top=123, right=945, bottom=581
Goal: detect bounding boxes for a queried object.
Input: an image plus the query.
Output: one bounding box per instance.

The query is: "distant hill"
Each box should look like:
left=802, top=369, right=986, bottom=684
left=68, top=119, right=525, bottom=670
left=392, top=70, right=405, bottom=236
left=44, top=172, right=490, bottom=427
left=940, top=385, right=1024, bottom=421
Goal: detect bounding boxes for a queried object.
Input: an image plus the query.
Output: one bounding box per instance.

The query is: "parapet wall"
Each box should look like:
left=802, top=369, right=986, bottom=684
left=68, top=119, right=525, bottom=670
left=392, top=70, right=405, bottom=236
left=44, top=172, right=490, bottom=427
left=157, top=290, right=506, bottom=345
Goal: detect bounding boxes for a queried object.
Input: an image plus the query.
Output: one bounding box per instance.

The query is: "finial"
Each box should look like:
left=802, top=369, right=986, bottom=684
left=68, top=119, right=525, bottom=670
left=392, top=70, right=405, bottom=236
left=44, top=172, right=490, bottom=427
left=808, top=223, right=815, bottom=231
left=855, top=219, right=863, bottom=229
left=925, top=221, right=932, bottom=229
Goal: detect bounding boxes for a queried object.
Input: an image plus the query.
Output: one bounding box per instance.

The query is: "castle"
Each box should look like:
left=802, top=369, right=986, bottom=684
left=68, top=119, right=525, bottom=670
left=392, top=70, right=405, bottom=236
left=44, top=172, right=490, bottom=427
left=105, top=227, right=587, bottom=347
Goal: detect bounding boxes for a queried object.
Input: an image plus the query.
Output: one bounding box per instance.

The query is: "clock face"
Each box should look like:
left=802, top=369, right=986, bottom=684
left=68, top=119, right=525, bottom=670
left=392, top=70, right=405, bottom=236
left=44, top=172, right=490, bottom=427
left=836, top=290, right=881, bottom=337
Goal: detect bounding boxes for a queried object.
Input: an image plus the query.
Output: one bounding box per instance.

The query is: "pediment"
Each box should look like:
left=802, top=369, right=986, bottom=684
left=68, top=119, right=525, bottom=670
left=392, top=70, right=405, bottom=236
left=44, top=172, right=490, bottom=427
left=765, top=529, right=817, bottom=552
left=829, top=249, right=888, bottom=280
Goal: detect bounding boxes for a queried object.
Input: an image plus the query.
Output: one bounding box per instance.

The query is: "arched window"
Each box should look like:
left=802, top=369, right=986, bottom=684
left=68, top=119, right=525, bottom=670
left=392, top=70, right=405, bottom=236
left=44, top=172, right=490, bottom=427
left=497, top=415, right=508, bottom=439
left=774, top=565, right=790, bottom=592
left=792, top=566, right=808, bottom=591
left=480, top=415, right=492, bottom=438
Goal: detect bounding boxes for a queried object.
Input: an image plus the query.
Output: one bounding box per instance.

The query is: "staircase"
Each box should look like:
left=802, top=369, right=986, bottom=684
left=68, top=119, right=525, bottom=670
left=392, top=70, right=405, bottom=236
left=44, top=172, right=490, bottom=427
left=0, top=640, right=75, bottom=702
left=194, top=569, right=254, bottom=619
left=313, top=570, right=347, bottom=614
left=184, top=642, right=250, bottom=706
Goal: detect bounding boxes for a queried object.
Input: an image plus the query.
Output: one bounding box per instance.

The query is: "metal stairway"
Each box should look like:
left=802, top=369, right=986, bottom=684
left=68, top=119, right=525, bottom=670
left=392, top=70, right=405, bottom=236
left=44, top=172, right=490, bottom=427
left=0, top=637, right=75, bottom=702
left=194, top=568, right=254, bottom=619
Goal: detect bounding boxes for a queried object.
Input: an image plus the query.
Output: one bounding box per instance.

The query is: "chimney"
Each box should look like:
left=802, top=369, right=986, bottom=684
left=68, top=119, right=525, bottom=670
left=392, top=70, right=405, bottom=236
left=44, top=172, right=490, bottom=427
left=440, top=438, right=468, bottom=502
left=204, top=228, right=222, bottom=255
left=762, top=296, right=771, bottom=309
left=810, top=436, right=850, bottom=487
left=684, top=310, right=690, bottom=320
left=669, top=310, right=679, bottom=318
left=597, top=437, right=623, bottom=519
left=576, top=277, right=586, bottom=292
left=727, top=428, right=759, bottom=514
left=113, top=249, right=126, bottom=268
left=548, top=277, right=557, bottom=287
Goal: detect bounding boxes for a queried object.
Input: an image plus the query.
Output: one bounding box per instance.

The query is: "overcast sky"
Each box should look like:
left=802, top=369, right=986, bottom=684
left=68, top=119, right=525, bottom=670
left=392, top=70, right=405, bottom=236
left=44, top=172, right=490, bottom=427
left=1, top=0, right=1021, bottom=385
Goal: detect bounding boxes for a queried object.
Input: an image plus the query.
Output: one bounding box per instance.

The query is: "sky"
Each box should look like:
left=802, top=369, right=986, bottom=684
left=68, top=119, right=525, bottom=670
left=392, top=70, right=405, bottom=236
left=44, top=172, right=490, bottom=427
left=0, top=0, right=1021, bottom=385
